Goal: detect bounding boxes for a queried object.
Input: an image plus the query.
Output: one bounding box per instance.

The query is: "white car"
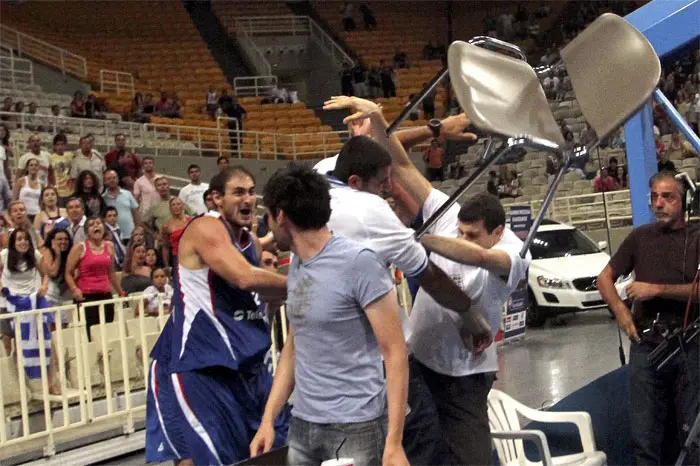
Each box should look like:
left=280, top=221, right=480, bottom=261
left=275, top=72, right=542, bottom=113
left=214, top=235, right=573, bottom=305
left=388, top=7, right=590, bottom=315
left=526, top=220, right=633, bottom=326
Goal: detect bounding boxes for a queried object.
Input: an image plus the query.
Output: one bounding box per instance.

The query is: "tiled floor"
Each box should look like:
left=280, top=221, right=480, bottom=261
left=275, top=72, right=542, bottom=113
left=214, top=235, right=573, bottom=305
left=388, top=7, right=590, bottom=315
left=98, top=308, right=629, bottom=465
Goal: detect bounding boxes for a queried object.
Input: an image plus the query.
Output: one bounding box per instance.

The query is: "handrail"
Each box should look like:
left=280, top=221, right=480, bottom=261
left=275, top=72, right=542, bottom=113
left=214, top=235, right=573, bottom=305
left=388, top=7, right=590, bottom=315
left=308, top=17, right=354, bottom=67
left=233, top=75, right=278, bottom=97
left=235, top=28, right=272, bottom=76
left=99, top=69, right=135, bottom=97
left=234, top=15, right=311, bottom=36
left=0, top=24, right=88, bottom=78
left=0, top=55, right=33, bottom=87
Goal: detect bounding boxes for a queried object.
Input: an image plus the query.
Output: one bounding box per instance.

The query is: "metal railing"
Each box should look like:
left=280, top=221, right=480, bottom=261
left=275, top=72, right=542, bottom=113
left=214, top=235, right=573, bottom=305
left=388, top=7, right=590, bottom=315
left=0, top=294, right=170, bottom=459
left=0, top=55, right=33, bottom=87
left=0, top=25, right=88, bottom=78
left=234, top=15, right=311, bottom=36
left=308, top=17, right=354, bottom=67
left=99, top=69, right=135, bottom=97
left=501, top=189, right=633, bottom=230
left=233, top=75, right=278, bottom=97
left=1, top=110, right=348, bottom=161
left=235, top=28, right=272, bottom=76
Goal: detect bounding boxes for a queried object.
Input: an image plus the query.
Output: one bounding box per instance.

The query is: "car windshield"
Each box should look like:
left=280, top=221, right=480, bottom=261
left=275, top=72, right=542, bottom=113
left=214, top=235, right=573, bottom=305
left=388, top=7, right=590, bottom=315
left=529, top=228, right=600, bottom=259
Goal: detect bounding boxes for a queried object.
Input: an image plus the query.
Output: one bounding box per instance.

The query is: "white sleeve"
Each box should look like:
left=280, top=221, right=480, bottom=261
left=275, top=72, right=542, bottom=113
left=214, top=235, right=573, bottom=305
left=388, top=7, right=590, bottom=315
left=422, top=188, right=460, bottom=237
left=363, top=198, right=429, bottom=278
left=494, top=231, right=532, bottom=291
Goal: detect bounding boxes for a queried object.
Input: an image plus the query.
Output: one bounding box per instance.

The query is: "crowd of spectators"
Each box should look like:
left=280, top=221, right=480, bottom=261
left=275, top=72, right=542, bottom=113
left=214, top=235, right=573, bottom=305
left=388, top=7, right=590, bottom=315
left=341, top=61, right=397, bottom=99
left=130, top=90, right=183, bottom=123
left=0, top=123, right=231, bottom=358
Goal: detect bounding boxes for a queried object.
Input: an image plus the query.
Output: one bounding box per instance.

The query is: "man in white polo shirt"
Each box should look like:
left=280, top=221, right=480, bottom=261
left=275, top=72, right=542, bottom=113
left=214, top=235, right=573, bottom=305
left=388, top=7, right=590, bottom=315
left=326, top=96, right=531, bottom=465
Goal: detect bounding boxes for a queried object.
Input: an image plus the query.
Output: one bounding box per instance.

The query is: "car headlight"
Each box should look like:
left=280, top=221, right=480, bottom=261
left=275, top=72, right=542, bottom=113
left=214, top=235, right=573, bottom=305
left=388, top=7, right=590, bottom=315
left=616, top=273, right=632, bottom=284
left=536, top=276, right=571, bottom=289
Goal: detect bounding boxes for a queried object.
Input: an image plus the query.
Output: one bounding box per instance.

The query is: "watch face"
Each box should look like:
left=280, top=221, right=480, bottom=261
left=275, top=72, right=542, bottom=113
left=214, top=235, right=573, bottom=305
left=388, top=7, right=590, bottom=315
left=429, top=118, right=441, bottom=128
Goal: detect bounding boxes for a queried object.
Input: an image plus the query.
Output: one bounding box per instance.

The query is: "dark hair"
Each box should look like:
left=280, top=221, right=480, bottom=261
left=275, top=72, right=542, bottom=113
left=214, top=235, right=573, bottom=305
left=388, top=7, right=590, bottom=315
left=489, top=170, right=497, bottom=177
left=65, top=196, right=84, bottom=209
left=7, top=228, right=37, bottom=273
left=649, top=169, right=683, bottom=193
left=83, top=215, right=104, bottom=234
left=0, top=123, right=9, bottom=145
left=114, top=133, right=125, bottom=140
left=39, top=186, right=59, bottom=210
left=103, top=206, right=118, bottom=217
left=150, top=266, right=166, bottom=280
left=210, top=165, right=256, bottom=195
left=79, top=135, right=90, bottom=144
left=203, top=188, right=213, bottom=205
left=73, top=171, right=105, bottom=215
left=53, top=133, right=67, bottom=145
left=43, top=228, right=73, bottom=279
left=145, top=247, right=163, bottom=268
left=187, top=164, right=200, bottom=172
left=609, top=156, right=618, bottom=165
left=458, top=193, right=506, bottom=234
left=333, top=136, right=392, bottom=184
left=142, top=156, right=154, bottom=162
left=217, top=156, right=229, bottom=165
left=263, top=164, right=331, bottom=230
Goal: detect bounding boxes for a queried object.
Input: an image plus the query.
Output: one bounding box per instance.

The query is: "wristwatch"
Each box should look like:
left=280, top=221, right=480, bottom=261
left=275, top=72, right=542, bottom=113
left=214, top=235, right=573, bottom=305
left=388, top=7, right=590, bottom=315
left=428, top=119, right=442, bottom=138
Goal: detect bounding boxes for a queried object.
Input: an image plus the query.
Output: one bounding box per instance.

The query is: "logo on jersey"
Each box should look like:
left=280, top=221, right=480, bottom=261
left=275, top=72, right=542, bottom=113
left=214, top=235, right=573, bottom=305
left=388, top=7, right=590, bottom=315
left=233, top=308, right=266, bottom=321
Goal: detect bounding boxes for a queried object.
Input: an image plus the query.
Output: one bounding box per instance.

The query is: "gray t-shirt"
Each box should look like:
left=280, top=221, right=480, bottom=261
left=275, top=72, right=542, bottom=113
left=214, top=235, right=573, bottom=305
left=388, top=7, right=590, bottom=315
left=286, top=235, right=394, bottom=424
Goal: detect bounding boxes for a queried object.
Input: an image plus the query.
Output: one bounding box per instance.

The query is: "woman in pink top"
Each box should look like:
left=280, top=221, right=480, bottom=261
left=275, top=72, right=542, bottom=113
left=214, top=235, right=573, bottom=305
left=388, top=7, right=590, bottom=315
left=64, top=216, right=125, bottom=338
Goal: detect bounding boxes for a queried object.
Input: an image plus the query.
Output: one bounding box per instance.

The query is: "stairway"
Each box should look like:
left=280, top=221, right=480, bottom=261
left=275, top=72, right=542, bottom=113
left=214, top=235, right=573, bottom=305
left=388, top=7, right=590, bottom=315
left=184, top=0, right=252, bottom=84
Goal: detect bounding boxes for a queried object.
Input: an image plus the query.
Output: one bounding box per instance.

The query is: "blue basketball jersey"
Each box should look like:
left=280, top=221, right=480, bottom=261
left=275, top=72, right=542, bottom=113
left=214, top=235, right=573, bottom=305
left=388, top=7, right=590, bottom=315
left=168, top=211, right=272, bottom=373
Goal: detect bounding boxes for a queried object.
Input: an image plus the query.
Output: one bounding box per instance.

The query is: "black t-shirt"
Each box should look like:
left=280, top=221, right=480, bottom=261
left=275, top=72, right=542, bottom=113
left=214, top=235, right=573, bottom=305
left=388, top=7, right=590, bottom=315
left=225, top=104, right=246, bottom=120
left=608, top=222, right=700, bottom=328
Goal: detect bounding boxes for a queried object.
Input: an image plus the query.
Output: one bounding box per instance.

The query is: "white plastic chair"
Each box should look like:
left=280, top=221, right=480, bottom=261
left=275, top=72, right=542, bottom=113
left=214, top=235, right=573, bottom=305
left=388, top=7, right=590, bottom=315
left=488, top=389, right=607, bottom=466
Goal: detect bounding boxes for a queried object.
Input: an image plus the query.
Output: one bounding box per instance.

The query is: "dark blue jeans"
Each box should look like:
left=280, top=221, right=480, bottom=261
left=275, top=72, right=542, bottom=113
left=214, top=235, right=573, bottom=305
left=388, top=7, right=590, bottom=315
left=629, top=339, right=699, bottom=465
left=287, top=415, right=387, bottom=466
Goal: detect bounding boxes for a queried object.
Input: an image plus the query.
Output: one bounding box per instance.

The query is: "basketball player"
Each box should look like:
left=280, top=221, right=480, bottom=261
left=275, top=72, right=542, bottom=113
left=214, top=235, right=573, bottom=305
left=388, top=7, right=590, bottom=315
left=325, top=95, right=531, bottom=464
left=145, top=166, right=289, bottom=465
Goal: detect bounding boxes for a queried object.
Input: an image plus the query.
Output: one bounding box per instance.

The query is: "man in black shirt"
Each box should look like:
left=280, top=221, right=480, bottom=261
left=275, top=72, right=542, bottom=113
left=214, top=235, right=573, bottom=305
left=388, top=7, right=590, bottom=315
left=598, top=170, right=699, bottom=465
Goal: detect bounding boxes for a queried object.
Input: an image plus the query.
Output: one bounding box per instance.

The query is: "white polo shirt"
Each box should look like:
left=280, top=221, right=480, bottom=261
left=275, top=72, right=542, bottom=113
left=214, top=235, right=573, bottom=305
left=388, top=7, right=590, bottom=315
left=408, top=189, right=531, bottom=377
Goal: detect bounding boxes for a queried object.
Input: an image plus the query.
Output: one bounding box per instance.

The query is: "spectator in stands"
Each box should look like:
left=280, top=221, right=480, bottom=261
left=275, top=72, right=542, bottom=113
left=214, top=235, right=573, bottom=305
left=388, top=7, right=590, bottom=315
left=103, top=206, right=126, bottom=269
left=203, top=188, right=215, bottom=212
left=179, top=164, right=209, bottom=215
left=121, top=243, right=151, bottom=294
left=498, top=8, right=516, bottom=40
left=341, top=63, right=354, bottom=97
left=423, top=138, right=444, bottom=181
left=34, top=186, right=66, bottom=239
left=49, top=134, right=73, bottom=205
left=163, top=96, right=184, bottom=119
left=341, top=1, right=356, bottom=31
left=131, top=93, right=149, bottom=123
left=0, top=123, right=12, bottom=184
left=614, top=165, right=628, bottom=189
left=579, top=122, right=597, bottom=147
left=507, top=170, right=522, bottom=197
left=218, top=88, right=233, bottom=111
left=1, top=201, right=38, bottom=249
left=608, top=157, right=619, bottom=177
left=422, top=84, right=436, bottom=119
left=563, top=130, right=576, bottom=150
left=483, top=10, right=497, bottom=37
left=0, top=228, right=48, bottom=361
left=394, top=47, right=409, bottom=69
left=18, top=134, right=51, bottom=186
left=70, top=91, right=86, bottom=118
left=145, top=247, right=159, bottom=269
left=206, top=85, right=218, bottom=118
left=155, top=92, right=172, bottom=116
left=142, top=267, right=173, bottom=316
left=65, top=216, right=125, bottom=338
left=367, top=66, right=381, bottom=98
left=352, top=63, right=368, bottom=97
left=160, top=197, right=192, bottom=267
left=73, top=170, right=106, bottom=218
left=53, top=198, right=87, bottom=243
left=609, top=127, right=626, bottom=149
left=668, top=130, right=684, bottom=154
left=222, top=95, right=247, bottom=132
left=217, top=155, right=229, bottom=173
left=12, top=101, right=25, bottom=125
left=487, top=170, right=499, bottom=196
left=102, top=169, right=140, bottom=245
left=133, top=156, right=160, bottom=216
left=25, top=102, right=44, bottom=132
left=380, top=60, right=396, bottom=98
left=105, top=133, right=141, bottom=191
left=13, top=158, right=44, bottom=223
left=144, top=177, right=194, bottom=236
left=71, top=136, right=105, bottom=190
left=1, top=97, right=13, bottom=120
left=594, top=168, right=617, bottom=193
left=41, top=228, right=73, bottom=308
left=359, top=3, right=377, bottom=30
left=142, top=93, right=155, bottom=116
left=0, top=175, right=12, bottom=215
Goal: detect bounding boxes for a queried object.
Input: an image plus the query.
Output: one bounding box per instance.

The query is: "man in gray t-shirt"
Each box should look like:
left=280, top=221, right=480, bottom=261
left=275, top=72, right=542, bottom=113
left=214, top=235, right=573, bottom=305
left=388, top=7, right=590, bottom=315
left=250, top=165, right=410, bottom=466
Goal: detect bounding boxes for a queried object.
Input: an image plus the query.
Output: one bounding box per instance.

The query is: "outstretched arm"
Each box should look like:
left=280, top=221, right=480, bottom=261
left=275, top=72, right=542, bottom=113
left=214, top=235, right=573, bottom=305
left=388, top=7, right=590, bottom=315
left=421, top=234, right=512, bottom=276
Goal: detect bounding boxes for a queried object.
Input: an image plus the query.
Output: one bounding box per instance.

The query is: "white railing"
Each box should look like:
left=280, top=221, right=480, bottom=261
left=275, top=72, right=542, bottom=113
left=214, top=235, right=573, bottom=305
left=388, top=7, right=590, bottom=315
left=501, top=189, right=633, bottom=230
left=235, top=28, right=272, bottom=76
left=234, top=15, right=311, bottom=36
left=308, top=17, right=354, bottom=67
left=233, top=75, right=278, bottom=97
left=0, top=294, right=170, bottom=460
left=0, top=25, right=88, bottom=78
left=99, top=69, right=135, bottom=97
left=0, top=55, right=33, bottom=87
left=1, top=110, right=348, bottom=161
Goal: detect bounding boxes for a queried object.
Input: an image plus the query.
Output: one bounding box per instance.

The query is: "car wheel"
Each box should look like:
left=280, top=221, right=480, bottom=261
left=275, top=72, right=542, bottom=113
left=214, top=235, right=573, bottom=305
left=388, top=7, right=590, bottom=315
left=526, top=289, right=547, bottom=327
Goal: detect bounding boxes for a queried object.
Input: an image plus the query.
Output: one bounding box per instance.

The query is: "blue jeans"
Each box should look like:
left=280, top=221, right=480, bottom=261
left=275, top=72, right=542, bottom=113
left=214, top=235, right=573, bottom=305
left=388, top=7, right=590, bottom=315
left=629, top=340, right=699, bottom=465
left=287, top=415, right=387, bottom=466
